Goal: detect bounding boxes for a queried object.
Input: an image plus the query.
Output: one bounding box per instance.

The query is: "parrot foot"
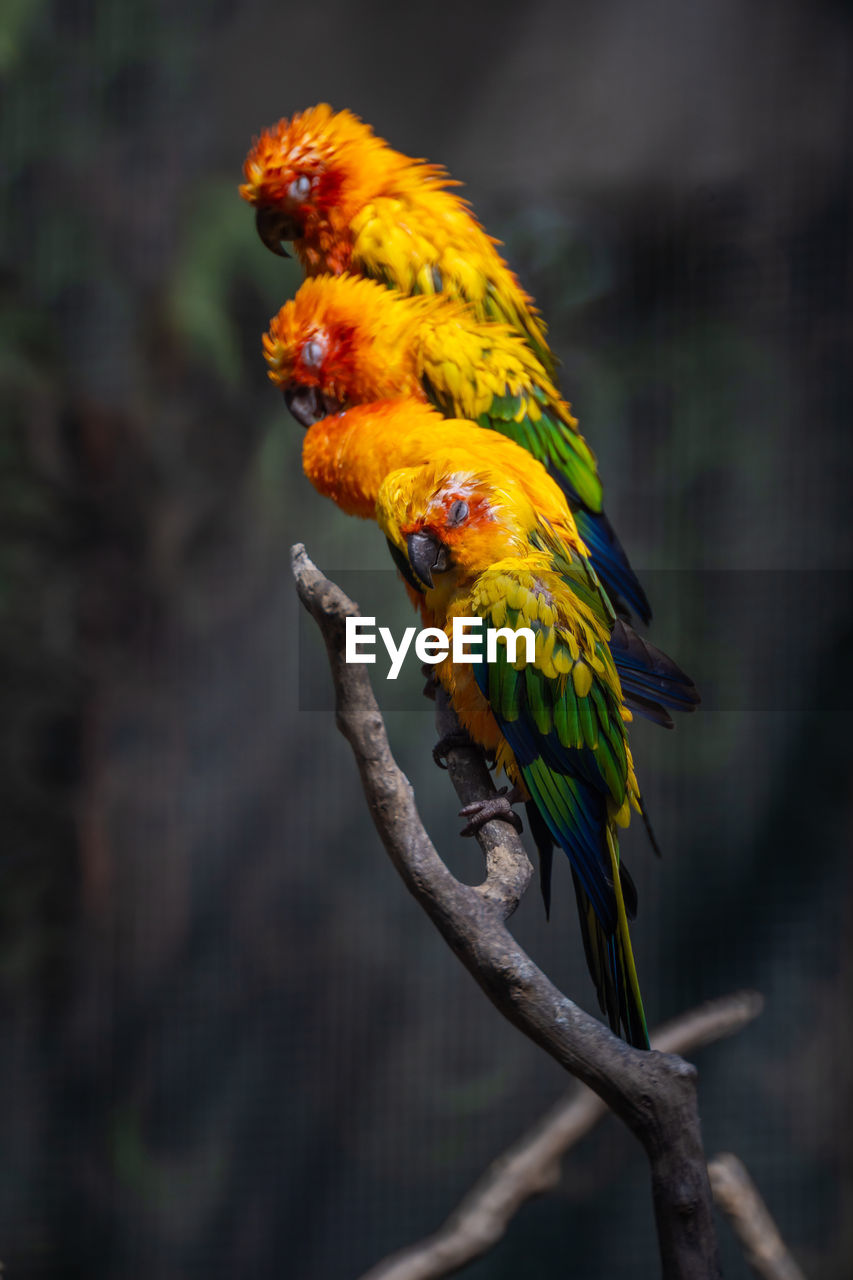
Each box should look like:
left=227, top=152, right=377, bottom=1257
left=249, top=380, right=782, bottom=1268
left=432, top=728, right=476, bottom=768
left=458, top=786, right=524, bottom=837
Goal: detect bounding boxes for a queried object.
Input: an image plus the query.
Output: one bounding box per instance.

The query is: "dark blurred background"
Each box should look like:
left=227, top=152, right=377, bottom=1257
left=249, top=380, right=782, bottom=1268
left=2, top=0, right=852, bottom=1275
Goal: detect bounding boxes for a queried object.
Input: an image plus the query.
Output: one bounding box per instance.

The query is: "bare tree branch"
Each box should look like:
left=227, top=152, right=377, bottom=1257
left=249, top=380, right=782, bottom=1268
left=359, top=992, right=764, bottom=1280
left=292, top=544, right=723, bottom=1279
left=709, top=1154, right=807, bottom=1280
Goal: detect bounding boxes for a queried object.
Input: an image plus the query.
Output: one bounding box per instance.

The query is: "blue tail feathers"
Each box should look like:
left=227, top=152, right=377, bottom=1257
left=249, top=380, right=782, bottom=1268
left=573, top=507, right=653, bottom=626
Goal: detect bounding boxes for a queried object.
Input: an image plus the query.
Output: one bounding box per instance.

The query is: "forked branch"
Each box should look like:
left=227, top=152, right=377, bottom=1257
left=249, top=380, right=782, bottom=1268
left=360, top=994, right=763, bottom=1280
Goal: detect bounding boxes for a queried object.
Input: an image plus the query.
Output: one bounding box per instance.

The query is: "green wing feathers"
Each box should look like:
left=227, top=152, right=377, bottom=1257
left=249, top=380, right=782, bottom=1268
left=471, top=568, right=648, bottom=1048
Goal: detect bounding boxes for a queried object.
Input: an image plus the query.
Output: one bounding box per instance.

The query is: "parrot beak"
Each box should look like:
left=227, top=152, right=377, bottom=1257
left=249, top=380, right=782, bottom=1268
left=284, top=385, right=326, bottom=427
left=284, top=386, right=345, bottom=427
left=255, top=206, right=296, bottom=257
left=406, top=530, right=449, bottom=589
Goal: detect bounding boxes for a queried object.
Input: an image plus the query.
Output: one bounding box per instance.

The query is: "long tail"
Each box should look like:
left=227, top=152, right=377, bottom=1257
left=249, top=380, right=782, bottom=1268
left=570, top=833, right=649, bottom=1050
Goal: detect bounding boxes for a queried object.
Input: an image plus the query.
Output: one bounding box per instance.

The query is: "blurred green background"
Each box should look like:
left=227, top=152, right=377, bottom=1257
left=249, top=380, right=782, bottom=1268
left=2, top=0, right=851, bottom=1275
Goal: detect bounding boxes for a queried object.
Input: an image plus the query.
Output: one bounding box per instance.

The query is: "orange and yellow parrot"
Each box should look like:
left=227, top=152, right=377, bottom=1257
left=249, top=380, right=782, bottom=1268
left=240, top=103, right=555, bottom=377
left=300, top=399, right=696, bottom=731
left=375, top=464, right=661, bottom=1047
left=263, top=275, right=651, bottom=623
left=300, top=399, right=697, bottom=1036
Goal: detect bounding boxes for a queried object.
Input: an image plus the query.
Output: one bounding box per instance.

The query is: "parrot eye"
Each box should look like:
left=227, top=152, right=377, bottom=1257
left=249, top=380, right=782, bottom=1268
left=302, top=338, right=325, bottom=369
left=302, top=337, right=322, bottom=368
left=289, top=174, right=313, bottom=201
left=447, top=499, right=469, bottom=527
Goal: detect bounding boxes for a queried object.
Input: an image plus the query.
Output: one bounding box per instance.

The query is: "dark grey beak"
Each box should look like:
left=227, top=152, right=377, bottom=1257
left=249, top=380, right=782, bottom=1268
left=406, top=530, right=449, bottom=588
left=284, top=386, right=346, bottom=428
left=284, top=385, right=327, bottom=427
left=255, top=205, right=297, bottom=257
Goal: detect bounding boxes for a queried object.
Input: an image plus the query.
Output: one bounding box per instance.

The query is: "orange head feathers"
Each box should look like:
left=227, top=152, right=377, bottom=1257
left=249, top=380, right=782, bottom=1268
left=377, top=465, right=537, bottom=593
left=240, top=104, right=446, bottom=273
left=262, top=275, right=438, bottom=422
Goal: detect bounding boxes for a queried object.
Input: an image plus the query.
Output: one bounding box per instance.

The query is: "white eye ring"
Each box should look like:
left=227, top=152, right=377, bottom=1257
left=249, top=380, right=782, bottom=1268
left=289, top=174, right=312, bottom=200
left=302, top=336, right=326, bottom=369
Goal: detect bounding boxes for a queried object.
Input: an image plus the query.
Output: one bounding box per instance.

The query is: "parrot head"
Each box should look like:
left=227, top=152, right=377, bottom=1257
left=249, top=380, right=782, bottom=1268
left=377, top=466, right=533, bottom=598
left=263, top=275, right=425, bottom=426
left=240, top=104, right=402, bottom=268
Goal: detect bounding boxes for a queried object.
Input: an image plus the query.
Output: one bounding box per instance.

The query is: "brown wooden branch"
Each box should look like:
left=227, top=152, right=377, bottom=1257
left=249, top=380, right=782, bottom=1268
left=709, top=1154, right=807, bottom=1280
left=292, top=544, right=723, bottom=1280
left=359, top=992, right=763, bottom=1280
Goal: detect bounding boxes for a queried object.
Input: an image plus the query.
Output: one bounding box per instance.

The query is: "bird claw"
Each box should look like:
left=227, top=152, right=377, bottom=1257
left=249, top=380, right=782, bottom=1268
left=458, top=787, right=524, bottom=837
left=432, top=728, right=475, bottom=768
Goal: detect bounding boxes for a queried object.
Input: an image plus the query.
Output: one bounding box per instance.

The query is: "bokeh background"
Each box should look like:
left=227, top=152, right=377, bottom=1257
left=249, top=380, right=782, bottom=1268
left=2, top=0, right=852, bottom=1275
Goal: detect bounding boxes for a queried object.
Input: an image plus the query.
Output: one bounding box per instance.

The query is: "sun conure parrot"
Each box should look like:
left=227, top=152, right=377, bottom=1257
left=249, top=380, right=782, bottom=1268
left=375, top=463, right=659, bottom=1048
left=301, top=399, right=696, bottom=976
left=299, top=399, right=697, bottom=731
left=263, top=273, right=651, bottom=623
left=240, top=103, right=555, bottom=377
